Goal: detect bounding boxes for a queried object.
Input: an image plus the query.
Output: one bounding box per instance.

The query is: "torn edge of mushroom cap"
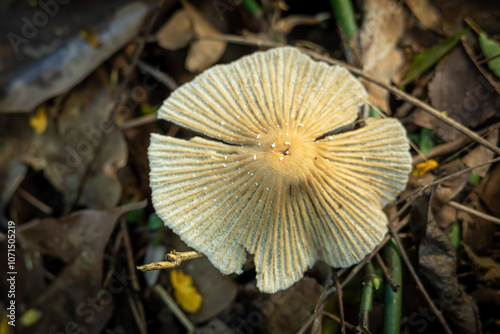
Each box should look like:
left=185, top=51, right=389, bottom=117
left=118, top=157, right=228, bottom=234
left=157, top=46, right=368, bottom=146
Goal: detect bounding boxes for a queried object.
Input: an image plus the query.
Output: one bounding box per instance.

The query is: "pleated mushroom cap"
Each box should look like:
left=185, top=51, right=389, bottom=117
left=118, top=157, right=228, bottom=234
left=149, top=47, right=412, bottom=293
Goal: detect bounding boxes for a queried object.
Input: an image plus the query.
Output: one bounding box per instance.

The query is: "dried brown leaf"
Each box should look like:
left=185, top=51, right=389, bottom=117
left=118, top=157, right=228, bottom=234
left=156, top=9, right=193, bottom=50
left=405, top=0, right=444, bottom=35
left=415, top=47, right=499, bottom=141
left=182, top=0, right=226, bottom=72
left=360, top=0, right=406, bottom=114
left=462, top=128, right=499, bottom=177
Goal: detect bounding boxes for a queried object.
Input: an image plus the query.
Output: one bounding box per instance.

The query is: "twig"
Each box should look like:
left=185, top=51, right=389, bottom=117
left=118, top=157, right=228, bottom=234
left=388, top=225, right=453, bottom=334
left=126, top=290, right=147, bottom=334
left=332, top=269, right=345, bottom=333
left=153, top=284, right=196, bottom=334
left=448, top=201, right=500, bottom=226
left=17, top=187, right=53, bottom=215
left=137, top=250, right=204, bottom=271
left=393, top=156, right=500, bottom=210
left=196, top=33, right=284, bottom=48
left=375, top=253, right=400, bottom=292
left=120, top=220, right=142, bottom=292
left=120, top=220, right=147, bottom=333
left=477, top=52, right=500, bottom=65
left=121, top=112, right=158, bottom=130
left=103, top=227, right=125, bottom=288
left=412, top=122, right=500, bottom=165
left=323, top=311, right=370, bottom=334
left=137, top=60, right=179, bottom=91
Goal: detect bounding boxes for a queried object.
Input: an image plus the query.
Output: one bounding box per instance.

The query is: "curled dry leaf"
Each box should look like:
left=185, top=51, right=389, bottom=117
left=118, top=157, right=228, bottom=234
left=149, top=47, right=412, bottom=293
left=156, top=0, right=227, bottom=73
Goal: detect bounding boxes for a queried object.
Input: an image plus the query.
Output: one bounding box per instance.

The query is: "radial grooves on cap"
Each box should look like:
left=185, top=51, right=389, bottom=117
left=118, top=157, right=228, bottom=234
left=159, top=47, right=366, bottom=146
left=318, top=118, right=412, bottom=207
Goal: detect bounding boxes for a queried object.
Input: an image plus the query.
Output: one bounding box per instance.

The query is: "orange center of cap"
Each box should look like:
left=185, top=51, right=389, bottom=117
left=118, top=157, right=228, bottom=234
left=257, top=129, right=318, bottom=184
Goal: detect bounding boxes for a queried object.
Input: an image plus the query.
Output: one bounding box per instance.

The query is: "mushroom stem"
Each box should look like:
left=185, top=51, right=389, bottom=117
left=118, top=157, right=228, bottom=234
left=136, top=250, right=204, bottom=271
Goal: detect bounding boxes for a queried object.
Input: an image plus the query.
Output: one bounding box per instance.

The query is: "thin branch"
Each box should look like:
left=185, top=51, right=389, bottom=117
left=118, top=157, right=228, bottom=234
left=477, top=52, right=500, bottom=65
left=412, top=122, right=500, bottom=165
left=332, top=269, right=345, bottom=333
left=121, top=112, right=158, bottom=130
left=121, top=220, right=142, bottom=292
left=448, top=201, right=500, bottom=226
left=126, top=289, right=147, bottom=334
left=153, top=284, right=196, bottom=334
left=393, top=156, right=500, bottom=210
left=137, top=59, right=179, bottom=91
left=137, top=250, right=204, bottom=271
left=17, top=187, right=54, bottom=215
left=120, top=220, right=147, bottom=333
left=375, top=253, right=400, bottom=292
left=388, top=224, right=453, bottom=334
left=322, top=311, right=371, bottom=334
left=196, top=33, right=285, bottom=48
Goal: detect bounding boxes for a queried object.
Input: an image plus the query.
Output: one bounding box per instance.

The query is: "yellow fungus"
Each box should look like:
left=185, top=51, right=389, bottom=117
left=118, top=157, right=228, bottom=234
left=170, top=269, right=202, bottom=313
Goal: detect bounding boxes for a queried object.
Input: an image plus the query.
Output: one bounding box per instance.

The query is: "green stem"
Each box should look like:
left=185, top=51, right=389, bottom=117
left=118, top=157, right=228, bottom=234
left=359, top=262, right=377, bottom=330
left=382, top=238, right=403, bottom=334
left=329, top=0, right=358, bottom=41
left=241, top=0, right=262, bottom=17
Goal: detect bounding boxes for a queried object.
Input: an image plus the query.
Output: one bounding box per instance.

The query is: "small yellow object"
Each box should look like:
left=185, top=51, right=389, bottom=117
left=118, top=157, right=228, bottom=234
left=20, top=308, right=43, bottom=327
left=170, top=269, right=202, bottom=313
left=0, top=314, right=14, bottom=334
left=79, top=29, right=100, bottom=48
left=29, top=107, right=48, bottom=134
left=413, top=159, right=439, bottom=177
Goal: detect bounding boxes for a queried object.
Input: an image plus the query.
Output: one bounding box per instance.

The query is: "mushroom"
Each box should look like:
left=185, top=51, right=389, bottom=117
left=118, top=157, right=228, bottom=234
left=148, top=47, right=411, bottom=293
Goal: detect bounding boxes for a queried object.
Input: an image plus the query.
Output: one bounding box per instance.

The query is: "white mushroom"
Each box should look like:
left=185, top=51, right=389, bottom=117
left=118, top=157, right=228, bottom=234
left=148, top=47, right=411, bottom=293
